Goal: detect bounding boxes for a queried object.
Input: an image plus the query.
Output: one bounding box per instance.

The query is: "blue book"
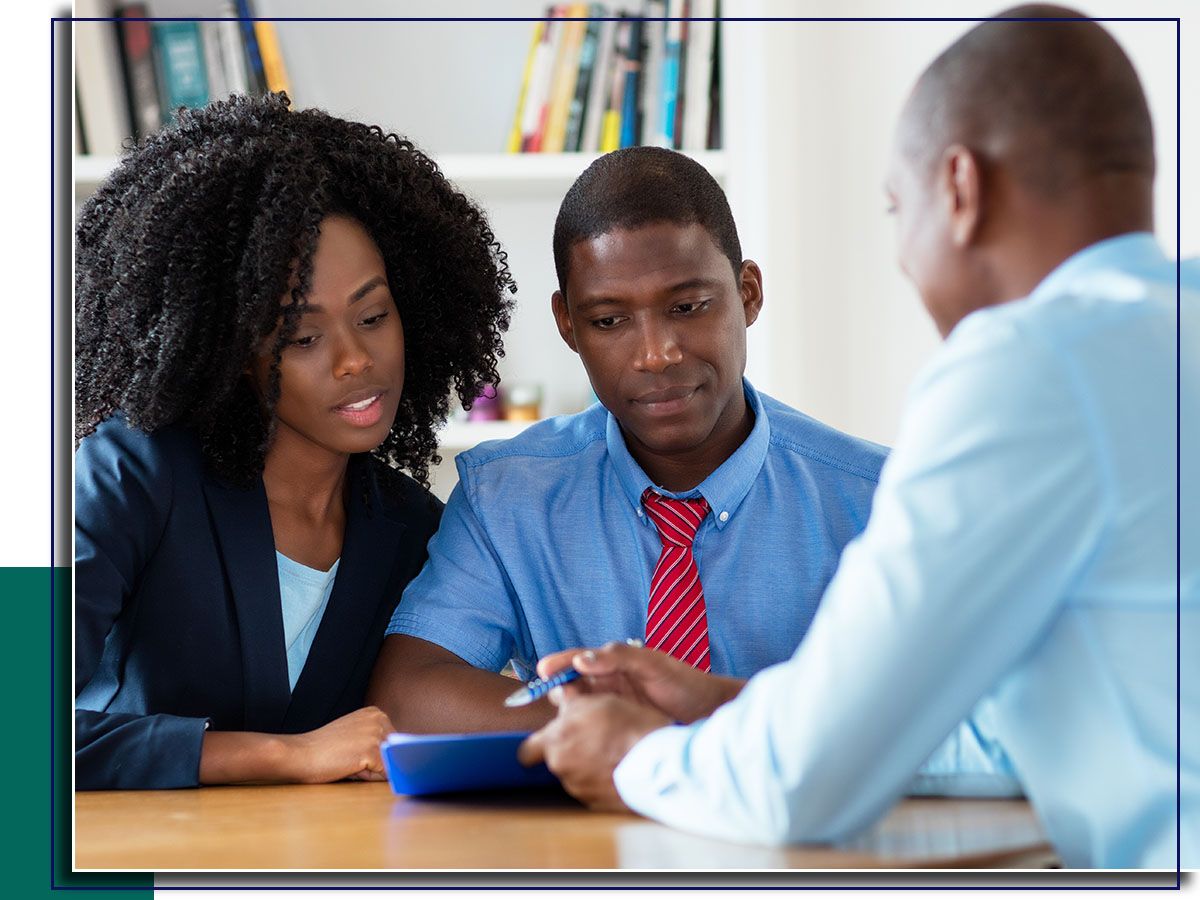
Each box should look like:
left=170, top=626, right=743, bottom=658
left=382, top=731, right=558, bottom=796
left=151, top=22, right=210, bottom=123
left=235, top=0, right=266, bottom=94
left=618, top=16, right=644, bottom=148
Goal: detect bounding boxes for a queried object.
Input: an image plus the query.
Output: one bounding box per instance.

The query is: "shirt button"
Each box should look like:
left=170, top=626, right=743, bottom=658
left=636, top=508, right=644, bottom=517
left=718, top=511, right=729, bottom=522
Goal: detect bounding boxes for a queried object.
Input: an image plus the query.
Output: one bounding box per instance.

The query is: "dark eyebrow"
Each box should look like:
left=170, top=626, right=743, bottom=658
left=574, top=277, right=725, bottom=314
left=292, top=276, right=387, bottom=315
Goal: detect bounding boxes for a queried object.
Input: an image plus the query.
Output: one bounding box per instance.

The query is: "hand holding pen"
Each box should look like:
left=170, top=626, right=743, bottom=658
left=504, top=639, right=644, bottom=707
left=508, top=638, right=746, bottom=723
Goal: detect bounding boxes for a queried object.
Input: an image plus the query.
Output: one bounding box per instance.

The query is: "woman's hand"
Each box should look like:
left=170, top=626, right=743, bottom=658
left=534, top=642, right=745, bottom=725
left=280, top=706, right=394, bottom=783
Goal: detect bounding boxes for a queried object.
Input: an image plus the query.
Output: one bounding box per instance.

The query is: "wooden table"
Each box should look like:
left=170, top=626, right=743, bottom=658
left=75, top=782, right=1055, bottom=871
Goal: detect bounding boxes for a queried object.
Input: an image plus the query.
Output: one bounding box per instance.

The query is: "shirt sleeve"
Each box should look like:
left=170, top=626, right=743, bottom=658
left=74, top=421, right=210, bottom=789
left=385, top=467, right=524, bottom=672
left=613, top=315, right=1111, bottom=844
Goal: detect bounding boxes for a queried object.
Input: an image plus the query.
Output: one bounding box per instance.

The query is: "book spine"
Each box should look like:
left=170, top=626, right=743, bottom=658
left=681, top=0, right=715, bottom=150
left=507, top=20, right=545, bottom=153
left=660, top=1, right=684, bottom=149
left=114, top=3, right=161, bottom=140
left=618, top=15, right=644, bottom=147
left=564, top=10, right=603, bottom=153
left=253, top=19, right=291, bottom=94
left=600, top=15, right=630, bottom=153
left=151, top=22, right=211, bottom=122
left=198, top=20, right=229, bottom=103
left=75, top=0, right=133, bottom=155
left=672, top=1, right=689, bottom=149
left=707, top=0, right=722, bottom=149
left=216, top=4, right=251, bottom=96
left=235, top=0, right=266, bottom=94
left=639, top=1, right=666, bottom=150
left=524, top=7, right=563, bottom=152
left=579, top=11, right=615, bottom=153
left=541, top=5, right=584, bottom=153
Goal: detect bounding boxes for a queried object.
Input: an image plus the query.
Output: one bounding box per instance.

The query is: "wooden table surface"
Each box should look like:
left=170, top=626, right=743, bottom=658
left=75, top=782, right=1055, bottom=871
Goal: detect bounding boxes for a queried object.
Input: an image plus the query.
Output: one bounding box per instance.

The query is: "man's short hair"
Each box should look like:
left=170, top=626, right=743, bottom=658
left=903, top=4, right=1154, bottom=195
left=552, top=146, right=743, bottom=297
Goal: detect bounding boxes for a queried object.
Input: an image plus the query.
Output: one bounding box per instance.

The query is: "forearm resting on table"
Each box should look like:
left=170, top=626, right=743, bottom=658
left=367, top=634, right=553, bottom=733
left=199, top=731, right=296, bottom=784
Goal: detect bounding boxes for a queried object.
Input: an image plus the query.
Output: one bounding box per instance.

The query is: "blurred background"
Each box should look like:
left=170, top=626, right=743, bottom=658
left=73, top=0, right=1193, bottom=499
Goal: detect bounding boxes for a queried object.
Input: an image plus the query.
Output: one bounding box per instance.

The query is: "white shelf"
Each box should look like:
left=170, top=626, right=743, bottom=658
left=73, top=150, right=728, bottom=200
left=437, top=418, right=539, bottom=449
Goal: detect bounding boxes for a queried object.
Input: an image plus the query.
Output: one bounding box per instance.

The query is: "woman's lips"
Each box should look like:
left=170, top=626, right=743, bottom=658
left=333, top=392, right=385, bottom=427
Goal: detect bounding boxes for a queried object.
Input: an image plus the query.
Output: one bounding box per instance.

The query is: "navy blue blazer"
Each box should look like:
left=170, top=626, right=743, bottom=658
left=75, top=416, right=442, bottom=790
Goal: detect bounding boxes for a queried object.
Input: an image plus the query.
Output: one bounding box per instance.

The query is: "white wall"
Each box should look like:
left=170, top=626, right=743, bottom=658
left=744, top=0, right=1189, bottom=445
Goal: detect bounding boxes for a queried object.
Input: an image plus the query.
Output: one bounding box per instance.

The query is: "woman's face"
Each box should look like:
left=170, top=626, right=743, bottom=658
left=253, top=215, right=405, bottom=459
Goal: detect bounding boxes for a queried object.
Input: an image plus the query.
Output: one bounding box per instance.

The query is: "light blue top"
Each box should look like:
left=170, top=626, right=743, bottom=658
left=613, top=233, right=1199, bottom=869
left=388, top=380, right=1021, bottom=794
left=276, top=552, right=339, bottom=692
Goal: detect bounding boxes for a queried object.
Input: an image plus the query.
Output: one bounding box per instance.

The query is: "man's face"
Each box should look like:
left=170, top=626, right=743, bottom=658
left=886, top=140, right=964, bottom=338
left=552, top=221, right=761, bottom=460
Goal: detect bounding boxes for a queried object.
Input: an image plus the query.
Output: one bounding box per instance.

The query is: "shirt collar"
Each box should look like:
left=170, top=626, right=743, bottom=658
left=1029, top=231, right=1164, bottom=303
left=605, top=378, right=771, bottom=530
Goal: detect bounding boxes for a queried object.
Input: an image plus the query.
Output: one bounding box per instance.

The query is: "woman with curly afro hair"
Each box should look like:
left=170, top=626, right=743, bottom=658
left=74, top=93, right=516, bottom=789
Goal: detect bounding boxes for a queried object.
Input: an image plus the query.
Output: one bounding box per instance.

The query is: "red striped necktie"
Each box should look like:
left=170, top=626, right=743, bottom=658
left=642, top=488, right=712, bottom=672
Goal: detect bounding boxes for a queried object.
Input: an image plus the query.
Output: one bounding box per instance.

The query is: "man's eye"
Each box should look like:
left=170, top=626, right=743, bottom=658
left=593, top=316, right=621, bottom=330
left=675, top=300, right=710, bottom=315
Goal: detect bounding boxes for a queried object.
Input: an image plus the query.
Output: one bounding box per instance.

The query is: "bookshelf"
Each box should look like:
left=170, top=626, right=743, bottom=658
left=73, top=2, right=777, bottom=499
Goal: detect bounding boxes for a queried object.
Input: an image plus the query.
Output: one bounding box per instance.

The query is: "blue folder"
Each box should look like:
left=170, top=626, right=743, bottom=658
left=381, top=731, right=559, bottom=796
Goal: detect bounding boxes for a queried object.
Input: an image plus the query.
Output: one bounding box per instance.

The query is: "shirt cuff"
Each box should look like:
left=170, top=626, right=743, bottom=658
left=612, top=723, right=695, bottom=818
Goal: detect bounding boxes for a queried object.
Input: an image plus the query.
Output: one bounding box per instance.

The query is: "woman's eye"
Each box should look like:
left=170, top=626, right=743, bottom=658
left=290, top=334, right=319, bottom=348
left=361, top=311, right=389, bottom=327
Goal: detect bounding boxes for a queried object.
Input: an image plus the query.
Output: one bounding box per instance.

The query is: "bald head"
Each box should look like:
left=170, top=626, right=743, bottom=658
left=901, top=5, right=1155, bottom=196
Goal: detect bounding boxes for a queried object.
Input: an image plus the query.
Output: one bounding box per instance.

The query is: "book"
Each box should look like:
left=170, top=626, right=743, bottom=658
left=235, top=0, right=266, bottom=94
left=75, top=0, right=133, bottom=155
left=541, top=4, right=586, bottom=153
left=564, top=7, right=605, bottom=152
left=659, top=0, right=685, bottom=149
left=672, top=0, right=689, bottom=149
left=681, top=0, right=716, bottom=150
left=151, top=22, right=210, bottom=123
left=707, top=0, right=722, bottom=149
left=253, top=19, right=291, bottom=94
left=579, top=12, right=615, bottom=152
left=198, top=20, right=229, bottom=103
left=114, top=3, right=161, bottom=140
left=522, top=6, right=563, bottom=152
left=600, top=14, right=631, bottom=153
left=618, top=14, right=644, bottom=147
left=216, top=3, right=251, bottom=96
left=506, top=19, right=545, bottom=152
left=639, top=1, right=667, bottom=150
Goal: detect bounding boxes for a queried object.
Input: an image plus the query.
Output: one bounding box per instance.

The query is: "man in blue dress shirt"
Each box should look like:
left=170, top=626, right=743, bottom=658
left=519, top=6, right=1198, bottom=869
left=368, top=146, right=1018, bottom=793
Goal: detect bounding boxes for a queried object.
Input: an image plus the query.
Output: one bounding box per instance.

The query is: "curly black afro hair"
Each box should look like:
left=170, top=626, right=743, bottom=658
left=75, top=92, right=516, bottom=489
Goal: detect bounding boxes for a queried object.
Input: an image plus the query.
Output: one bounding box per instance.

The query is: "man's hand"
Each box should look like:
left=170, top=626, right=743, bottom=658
left=518, top=692, right=671, bottom=810
left=534, top=641, right=745, bottom=724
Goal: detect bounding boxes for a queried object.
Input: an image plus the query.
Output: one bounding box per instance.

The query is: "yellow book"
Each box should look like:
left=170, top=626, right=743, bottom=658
left=600, top=109, right=622, bottom=153
left=507, top=21, right=545, bottom=153
left=541, top=4, right=588, bottom=153
left=253, top=20, right=290, bottom=95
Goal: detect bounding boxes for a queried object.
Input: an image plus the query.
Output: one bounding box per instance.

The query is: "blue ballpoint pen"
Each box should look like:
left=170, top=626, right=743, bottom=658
left=503, top=638, right=643, bottom=707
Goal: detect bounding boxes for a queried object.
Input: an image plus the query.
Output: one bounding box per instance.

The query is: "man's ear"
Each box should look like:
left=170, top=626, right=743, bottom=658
left=942, top=144, right=983, bottom=248
left=738, top=260, right=764, bottom=327
left=551, top=290, right=579, bottom=353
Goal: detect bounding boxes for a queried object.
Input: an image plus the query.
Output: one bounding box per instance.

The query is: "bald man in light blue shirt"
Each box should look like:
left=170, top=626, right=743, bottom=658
left=521, top=8, right=1198, bottom=869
